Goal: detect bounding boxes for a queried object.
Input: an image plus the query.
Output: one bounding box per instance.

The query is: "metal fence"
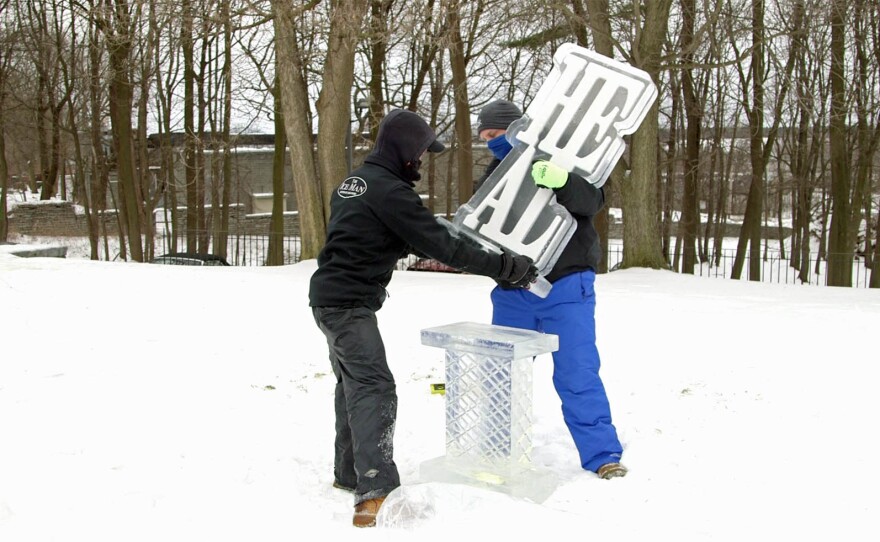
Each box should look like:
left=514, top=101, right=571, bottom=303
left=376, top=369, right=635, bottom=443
left=156, top=232, right=875, bottom=288
left=155, top=232, right=302, bottom=267
left=604, top=244, right=875, bottom=288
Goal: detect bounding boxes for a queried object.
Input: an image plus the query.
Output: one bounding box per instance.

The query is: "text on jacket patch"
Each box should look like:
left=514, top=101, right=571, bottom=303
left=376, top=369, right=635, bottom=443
left=338, top=177, right=368, bottom=198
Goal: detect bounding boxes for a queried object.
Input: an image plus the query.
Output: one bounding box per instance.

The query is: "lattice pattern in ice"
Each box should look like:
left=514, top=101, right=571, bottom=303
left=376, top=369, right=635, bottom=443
left=444, top=350, right=533, bottom=465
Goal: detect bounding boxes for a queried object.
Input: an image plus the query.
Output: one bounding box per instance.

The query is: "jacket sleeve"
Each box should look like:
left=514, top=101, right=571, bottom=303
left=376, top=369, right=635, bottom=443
left=377, top=184, right=503, bottom=278
left=552, top=172, right=605, bottom=217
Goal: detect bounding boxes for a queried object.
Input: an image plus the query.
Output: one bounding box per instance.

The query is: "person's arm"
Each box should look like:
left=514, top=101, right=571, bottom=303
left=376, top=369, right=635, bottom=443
left=531, top=160, right=604, bottom=217
left=379, top=183, right=500, bottom=276
left=553, top=172, right=605, bottom=217
left=378, top=184, right=536, bottom=287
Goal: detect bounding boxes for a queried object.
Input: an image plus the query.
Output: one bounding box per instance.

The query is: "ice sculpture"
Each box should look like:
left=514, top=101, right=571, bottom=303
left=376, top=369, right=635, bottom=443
left=418, top=322, right=559, bottom=503
left=451, top=43, right=658, bottom=286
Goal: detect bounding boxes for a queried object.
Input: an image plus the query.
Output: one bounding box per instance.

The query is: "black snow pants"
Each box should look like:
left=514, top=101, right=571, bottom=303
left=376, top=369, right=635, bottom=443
left=311, top=306, right=400, bottom=504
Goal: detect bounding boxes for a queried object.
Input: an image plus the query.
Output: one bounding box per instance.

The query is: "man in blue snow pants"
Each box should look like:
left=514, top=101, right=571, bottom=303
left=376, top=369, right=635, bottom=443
left=476, top=100, right=626, bottom=479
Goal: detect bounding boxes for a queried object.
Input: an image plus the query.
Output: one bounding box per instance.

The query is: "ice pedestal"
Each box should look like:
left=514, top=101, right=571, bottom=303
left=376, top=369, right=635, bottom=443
left=419, top=322, right=559, bottom=503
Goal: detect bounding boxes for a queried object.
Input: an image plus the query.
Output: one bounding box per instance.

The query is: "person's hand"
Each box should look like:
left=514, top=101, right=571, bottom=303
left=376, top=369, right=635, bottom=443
left=497, top=252, right=539, bottom=289
left=531, top=160, right=568, bottom=189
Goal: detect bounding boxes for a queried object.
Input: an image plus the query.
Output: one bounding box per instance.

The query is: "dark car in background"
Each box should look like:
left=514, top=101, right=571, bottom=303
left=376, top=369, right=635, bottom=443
left=150, top=252, right=231, bottom=266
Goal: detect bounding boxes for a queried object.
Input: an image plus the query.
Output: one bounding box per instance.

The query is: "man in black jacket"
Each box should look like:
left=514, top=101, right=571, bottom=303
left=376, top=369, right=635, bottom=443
left=309, top=109, right=537, bottom=528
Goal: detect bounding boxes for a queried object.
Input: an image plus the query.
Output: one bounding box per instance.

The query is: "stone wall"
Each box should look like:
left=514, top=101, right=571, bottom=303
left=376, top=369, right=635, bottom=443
left=8, top=200, right=302, bottom=238
left=6, top=201, right=116, bottom=237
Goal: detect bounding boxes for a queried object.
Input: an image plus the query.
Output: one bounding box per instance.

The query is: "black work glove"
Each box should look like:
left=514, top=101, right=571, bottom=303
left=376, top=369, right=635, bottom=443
left=496, top=252, right=539, bottom=289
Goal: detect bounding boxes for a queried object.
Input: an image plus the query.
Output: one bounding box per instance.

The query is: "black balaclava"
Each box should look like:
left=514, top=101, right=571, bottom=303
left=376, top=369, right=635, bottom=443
left=364, top=109, right=445, bottom=183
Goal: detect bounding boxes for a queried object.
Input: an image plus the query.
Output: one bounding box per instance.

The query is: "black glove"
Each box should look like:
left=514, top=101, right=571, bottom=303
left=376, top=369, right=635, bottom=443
left=496, top=252, right=538, bottom=289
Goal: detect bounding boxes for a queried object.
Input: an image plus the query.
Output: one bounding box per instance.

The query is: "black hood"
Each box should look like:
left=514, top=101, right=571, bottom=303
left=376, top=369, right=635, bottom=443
left=364, top=109, right=444, bottom=182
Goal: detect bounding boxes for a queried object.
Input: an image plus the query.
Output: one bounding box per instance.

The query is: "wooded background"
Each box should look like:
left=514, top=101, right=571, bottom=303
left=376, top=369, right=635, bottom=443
left=0, top=0, right=878, bottom=287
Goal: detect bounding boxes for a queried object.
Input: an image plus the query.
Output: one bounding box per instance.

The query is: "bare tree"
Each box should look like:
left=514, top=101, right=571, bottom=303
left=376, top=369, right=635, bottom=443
left=13, top=0, right=71, bottom=201
left=781, top=0, right=827, bottom=284
left=84, top=0, right=113, bottom=260
left=59, top=0, right=91, bottom=247
left=366, top=0, right=393, bottom=141
left=825, top=0, right=849, bottom=285
left=582, top=0, right=628, bottom=273
left=845, top=0, right=880, bottom=285
left=271, top=0, right=324, bottom=260
left=678, top=0, right=701, bottom=274
left=0, top=0, right=10, bottom=243
left=444, top=0, right=475, bottom=202
left=215, top=0, right=235, bottom=259
left=152, top=1, right=181, bottom=255
left=618, top=0, right=674, bottom=270
left=96, top=0, right=145, bottom=261
left=729, top=0, right=798, bottom=281
left=315, top=0, right=370, bottom=222
left=267, top=77, right=286, bottom=266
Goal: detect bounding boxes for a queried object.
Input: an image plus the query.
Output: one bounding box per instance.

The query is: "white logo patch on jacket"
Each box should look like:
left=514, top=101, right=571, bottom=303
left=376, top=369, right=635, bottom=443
left=337, top=177, right=368, bottom=198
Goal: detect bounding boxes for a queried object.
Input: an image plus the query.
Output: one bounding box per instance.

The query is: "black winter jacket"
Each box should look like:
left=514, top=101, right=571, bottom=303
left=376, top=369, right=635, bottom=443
left=309, top=135, right=504, bottom=311
left=543, top=173, right=605, bottom=282
left=475, top=168, right=605, bottom=284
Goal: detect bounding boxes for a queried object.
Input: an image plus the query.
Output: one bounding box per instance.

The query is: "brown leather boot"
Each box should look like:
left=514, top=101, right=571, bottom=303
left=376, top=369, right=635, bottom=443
left=353, top=496, right=386, bottom=528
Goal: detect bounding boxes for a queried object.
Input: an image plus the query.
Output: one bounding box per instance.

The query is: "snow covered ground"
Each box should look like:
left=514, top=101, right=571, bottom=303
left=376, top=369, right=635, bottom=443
left=1, top=252, right=878, bottom=541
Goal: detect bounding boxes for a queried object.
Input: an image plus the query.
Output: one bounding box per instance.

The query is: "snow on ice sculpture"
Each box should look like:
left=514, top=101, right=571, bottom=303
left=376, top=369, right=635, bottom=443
left=452, top=43, right=658, bottom=279
left=417, top=322, right=558, bottom=504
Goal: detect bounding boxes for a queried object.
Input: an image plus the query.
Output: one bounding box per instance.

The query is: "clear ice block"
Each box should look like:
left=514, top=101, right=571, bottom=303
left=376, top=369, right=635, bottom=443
left=454, top=44, right=658, bottom=276
left=419, top=322, right=559, bottom=503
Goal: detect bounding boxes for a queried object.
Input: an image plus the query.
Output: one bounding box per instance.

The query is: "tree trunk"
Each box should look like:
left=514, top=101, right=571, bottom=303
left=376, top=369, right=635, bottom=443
left=88, top=11, right=108, bottom=260
left=447, top=0, right=474, bottom=205
left=791, top=14, right=812, bottom=282
left=182, top=0, right=198, bottom=252
left=619, top=0, right=673, bottom=270
left=679, top=0, right=701, bottom=274
left=0, top=22, right=7, bottom=242
left=219, top=0, right=233, bottom=260
left=405, top=0, right=442, bottom=117
left=154, top=8, right=177, bottom=257
left=872, top=209, right=880, bottom=288
left=368, top=0, right=393, bottom=142
left=731, top=0, right=766, bottom=281
left=827, top=0, right=851, bottom=286
left=106, top=0, right=143, bottom=262
left=732, top=0, right=799, bottom=280
left=271, top=0, right=326, bottom=260
left=702, top=134, right=717, bottom=262
left=582, top=0, right=624, bottom=273
left=315, top=0, right=369, bottom=222
left=137, top=6, right=157, bottom=261
left=848, top=0, right=880, bottom=281
left=32, top=3, right=54, bottom=201
left=662, top=74, right=680, bottom=264
left=0, top=125, right=7, bottom=243
left=196, top=35, right=209, bottom=254
left=427, top=53, right=445, bottom=214
left=43, top=107, right=62, bottom=201
left=267, top=81, right=287, bottom=267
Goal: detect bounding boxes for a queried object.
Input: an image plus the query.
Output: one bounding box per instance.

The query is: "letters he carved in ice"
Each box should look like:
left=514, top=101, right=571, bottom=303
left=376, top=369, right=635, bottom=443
left=453, top=44, right=658, bottom=276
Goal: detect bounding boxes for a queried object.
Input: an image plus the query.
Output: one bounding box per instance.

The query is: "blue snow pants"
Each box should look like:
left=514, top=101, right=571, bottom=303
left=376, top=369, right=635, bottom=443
left=490, top=269, right=623, bottom=472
